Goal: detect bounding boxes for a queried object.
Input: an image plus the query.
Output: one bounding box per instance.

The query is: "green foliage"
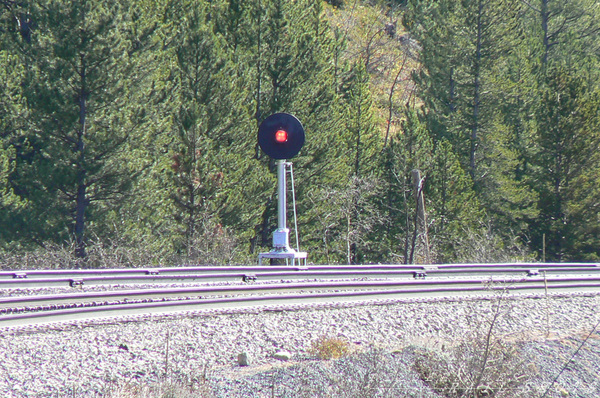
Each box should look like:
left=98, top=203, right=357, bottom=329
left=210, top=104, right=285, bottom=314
left=0, top=50, right=28, bottom=243
left=404, top=0, right=538, bottom=237
left=6, top=0, right=148, bottom=256
left=427, top=139, right=484, bottom=263
left=1, top=0, right=598, bottom=264
left=381, top=105, right=435, bottom=263
left=529, top=68, right=600, bottom=261
left=163, top=0, right=246, bottom=254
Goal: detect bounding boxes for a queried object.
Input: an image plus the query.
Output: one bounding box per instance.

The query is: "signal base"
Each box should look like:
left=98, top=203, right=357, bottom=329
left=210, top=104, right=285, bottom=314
left=273, top=228, right=290, bottom=249
left=258, top=249, right=307, bottom=266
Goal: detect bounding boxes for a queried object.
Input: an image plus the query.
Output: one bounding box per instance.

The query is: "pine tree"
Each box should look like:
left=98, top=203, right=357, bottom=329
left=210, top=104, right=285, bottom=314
left=15, top=0, right=144, bottom=257
left=522, top=0, right=600, bottom=70
left=158, top=0, right=258, bottom=262
left=516, top=0, right=600, bottom=261
left=383, top=106, right=483, bottom=263
left=530, top=68, right=600, bottom=261
left=241, top=0, right=351, bottom=259
left=382, top=105, right=434, bottom=263
left=427, top=138, right=484, bottom=262
left=331, top=62, right=382, bottom=264
left=404, top=0, right=538, bottom=238
left=0, top=50, right=28, bottom=244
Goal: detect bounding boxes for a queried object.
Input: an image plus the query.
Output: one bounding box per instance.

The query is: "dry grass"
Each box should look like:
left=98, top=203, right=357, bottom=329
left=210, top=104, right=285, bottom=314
left=0, top=238, right=162, bottom=270
left=412, top=291, right=538, bottom=398
left=413, top=341, right=536, bottom=398
left=0, top=225, right=249, bottom=271
left=102, top=377, right=212, bottom=398
left=310, top=335, right=352, bottom=360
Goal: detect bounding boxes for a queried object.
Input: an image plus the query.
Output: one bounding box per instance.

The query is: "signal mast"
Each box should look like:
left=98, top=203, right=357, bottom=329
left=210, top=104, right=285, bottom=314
left=257, top=113, right=307, bottom=266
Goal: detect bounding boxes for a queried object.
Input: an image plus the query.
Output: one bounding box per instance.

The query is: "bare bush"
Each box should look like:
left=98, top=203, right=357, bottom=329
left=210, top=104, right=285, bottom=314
left=306, top=175, right=387, bottom=264
left=412, top=291, right=537, bottom=397
left=449, top=224, right=535, bottom=264
left=101, top=375, right=213, bottom=398
left=0, top=223, right=251, bottom=270
left=326, top=349, right=406, bottom=398
left=0, top=241, right=78, bottom=270
left=173, top=222, right=250, bottom=266
left=0, top=236, right=166, bottom=270
left=268, top=348, right=436, bottom=398
left=101, top=376, right=212, bottom=398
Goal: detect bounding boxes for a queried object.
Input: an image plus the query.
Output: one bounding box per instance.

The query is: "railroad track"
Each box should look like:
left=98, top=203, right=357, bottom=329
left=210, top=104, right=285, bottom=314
left=0, top=263, right=599, bottom=328
left=1, top=263, right=598, bottom=288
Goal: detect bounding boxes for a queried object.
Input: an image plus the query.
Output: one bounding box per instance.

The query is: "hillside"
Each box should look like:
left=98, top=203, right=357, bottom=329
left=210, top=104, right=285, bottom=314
left=1, top=0, right=599, bottom=266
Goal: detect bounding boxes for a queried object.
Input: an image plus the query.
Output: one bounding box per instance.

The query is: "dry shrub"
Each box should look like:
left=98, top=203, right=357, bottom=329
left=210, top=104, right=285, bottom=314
left=0, top=241, right=77, bottom=270
left=325, top=349, right=406, bottom=398
left=102, top=376, right=212, bottom=398
left=174, top=223, right=248, bottom=266
left=412, top=293, right=537, bottom=397
left=0, top=237, right=166, bottom=270
left=0, top=226, right=249, bottom=270
left=413, top=340, right=535, bottom=398
left=270, top=348, right=427, bottom=398
left=310, top=335, right=351, bottom=360
left=450, top=224, right=535, bottom=264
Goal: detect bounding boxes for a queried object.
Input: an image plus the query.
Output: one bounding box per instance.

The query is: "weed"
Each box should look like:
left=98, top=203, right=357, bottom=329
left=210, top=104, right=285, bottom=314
left=310, top=335, right=351, bottom=360
left=412, top=290, right=537, bottom=397
left=102, top=374, right=212, bottom=398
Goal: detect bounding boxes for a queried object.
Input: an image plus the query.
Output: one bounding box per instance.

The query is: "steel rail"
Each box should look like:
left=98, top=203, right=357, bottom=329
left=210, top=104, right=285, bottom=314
left=1, top=274, right=599, bottom=328
left=1, top=263, right=599, bottom=289
left=1, top=262, right=597, bottom=279
left=1, top=275, right=599, bottom=309
left=0, top=265, right=423, bottom=280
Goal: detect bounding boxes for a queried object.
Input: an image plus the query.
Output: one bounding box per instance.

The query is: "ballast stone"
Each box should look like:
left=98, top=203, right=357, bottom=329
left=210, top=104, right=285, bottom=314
left=238, top=352, right=250, bottom=366
left=273, top=350, right=292, bottom=361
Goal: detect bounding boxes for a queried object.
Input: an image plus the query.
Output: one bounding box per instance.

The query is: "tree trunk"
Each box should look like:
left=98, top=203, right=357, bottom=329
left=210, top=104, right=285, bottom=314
left=541, top=0, right=550, bottom=66
left=470, top=0, right=483, bottom=181
left=410, top=169, right=430, bottom=264
left=74, top=54, right=88, bottom=259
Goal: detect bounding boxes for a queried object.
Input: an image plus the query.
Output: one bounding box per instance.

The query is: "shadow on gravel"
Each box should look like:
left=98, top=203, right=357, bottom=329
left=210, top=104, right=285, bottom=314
left=207, top=337, right=600, bottom=398
left=210, top=348, right=447, bottom=398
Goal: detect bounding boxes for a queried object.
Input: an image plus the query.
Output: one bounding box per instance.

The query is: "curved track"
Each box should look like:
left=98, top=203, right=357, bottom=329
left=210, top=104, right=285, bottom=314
left=1, top=262, right=598, bottom=287
left=1, top=263, right=599, bottom=328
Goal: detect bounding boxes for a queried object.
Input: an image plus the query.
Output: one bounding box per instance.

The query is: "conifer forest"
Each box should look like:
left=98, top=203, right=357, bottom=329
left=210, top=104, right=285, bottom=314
left=1, top=0, right=599, bottom=267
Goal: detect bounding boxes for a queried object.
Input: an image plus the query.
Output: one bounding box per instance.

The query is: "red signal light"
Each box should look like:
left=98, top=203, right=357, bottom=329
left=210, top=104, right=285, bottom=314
left=275, top=129, right=288, bottom=143
left=258, top=113, right=305, bottom=159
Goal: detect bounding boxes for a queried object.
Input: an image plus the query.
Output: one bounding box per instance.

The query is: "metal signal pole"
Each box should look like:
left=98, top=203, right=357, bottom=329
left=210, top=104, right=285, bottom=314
left=257, top=113, right=307, bottom=266
left=258, top=159, right=307, bottom=266
left=273, top=159, right=289, bottom=250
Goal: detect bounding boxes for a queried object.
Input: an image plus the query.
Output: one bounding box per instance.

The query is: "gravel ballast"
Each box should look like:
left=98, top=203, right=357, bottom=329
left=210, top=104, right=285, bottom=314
left=1, top=293, right=599, bottom=397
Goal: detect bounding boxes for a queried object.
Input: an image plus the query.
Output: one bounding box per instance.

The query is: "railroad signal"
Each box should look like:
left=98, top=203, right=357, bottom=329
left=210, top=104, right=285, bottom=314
left=257, top=113, right=307, bottom=266
left=258, top=113, right=305, bottom=159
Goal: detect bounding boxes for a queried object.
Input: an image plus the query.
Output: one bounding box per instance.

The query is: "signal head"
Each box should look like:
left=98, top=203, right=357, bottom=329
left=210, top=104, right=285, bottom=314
left=258, top=113, right=305, bottom=159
